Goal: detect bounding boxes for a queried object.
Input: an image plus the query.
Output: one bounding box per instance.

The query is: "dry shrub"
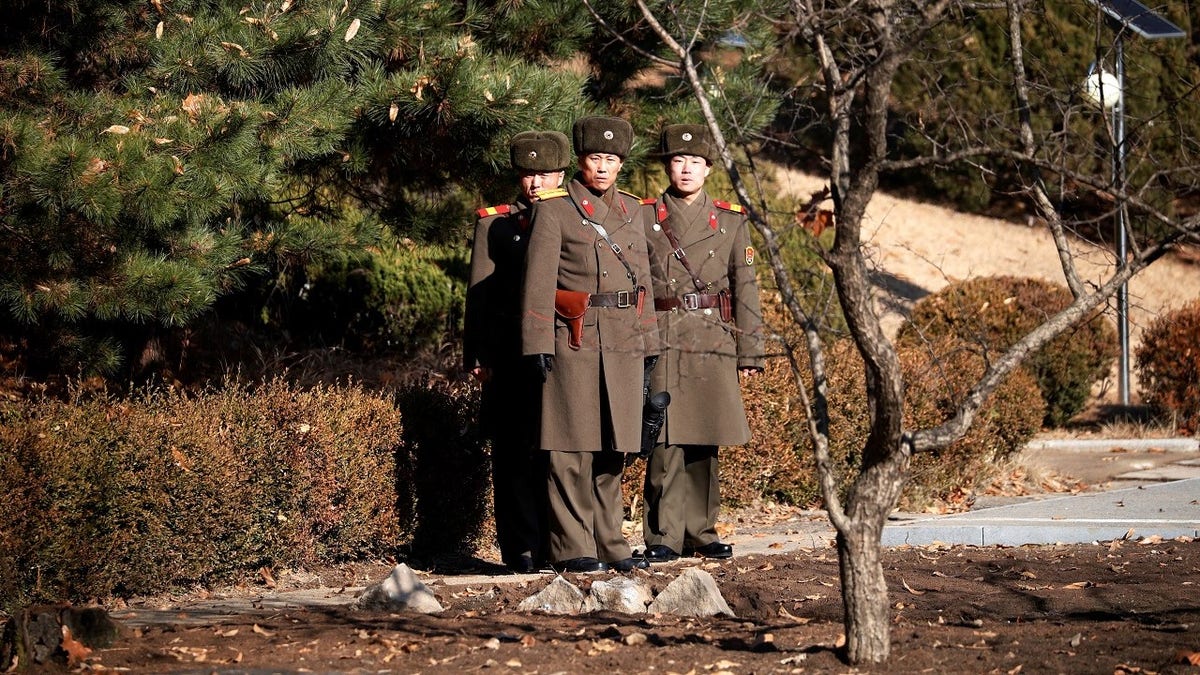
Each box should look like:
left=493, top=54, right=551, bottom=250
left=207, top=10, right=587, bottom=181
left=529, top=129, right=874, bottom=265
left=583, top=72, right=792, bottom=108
left=899, top=276, right=1117, bottom=427
left=805, top=337, right=1044, bottom=510
left=0, top=379, right=408, bottom=608
left=1135, top=299, right=1200, bottom=434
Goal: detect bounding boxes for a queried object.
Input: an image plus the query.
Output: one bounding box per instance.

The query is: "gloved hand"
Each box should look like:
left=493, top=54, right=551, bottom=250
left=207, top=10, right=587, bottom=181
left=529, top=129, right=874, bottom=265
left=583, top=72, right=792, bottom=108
left=529, top=353, right=554, bottom=382
left=644, top=355, right=659, bottom=372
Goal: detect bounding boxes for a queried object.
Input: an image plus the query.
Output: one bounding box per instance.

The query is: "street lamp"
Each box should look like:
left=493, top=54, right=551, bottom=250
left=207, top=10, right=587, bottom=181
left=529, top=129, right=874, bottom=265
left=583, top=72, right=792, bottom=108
left=1082, top=0, right=1184, bottom=407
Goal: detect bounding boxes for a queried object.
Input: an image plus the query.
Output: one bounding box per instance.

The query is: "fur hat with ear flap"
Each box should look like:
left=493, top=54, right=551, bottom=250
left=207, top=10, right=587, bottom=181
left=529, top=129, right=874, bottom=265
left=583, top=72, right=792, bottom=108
left=572, top=116, right=633, bottom=159
left=510, top=130, right=572, bottom=172
left=658, top=123, right=713, bottom=164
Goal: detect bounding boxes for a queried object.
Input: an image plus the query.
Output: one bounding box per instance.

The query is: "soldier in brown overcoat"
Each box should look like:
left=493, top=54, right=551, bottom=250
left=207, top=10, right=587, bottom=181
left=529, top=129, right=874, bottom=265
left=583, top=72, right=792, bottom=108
left=465, top=130, right=570, bottom=573
left=521, top=116, right=661, bottom=574
left=639, top=123, right=764, bottom=563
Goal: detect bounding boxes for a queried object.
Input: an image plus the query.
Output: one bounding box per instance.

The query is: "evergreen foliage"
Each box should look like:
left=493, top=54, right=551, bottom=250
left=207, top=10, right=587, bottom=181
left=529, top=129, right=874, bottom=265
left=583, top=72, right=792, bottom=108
left=1, top=0, right=781, bottom=380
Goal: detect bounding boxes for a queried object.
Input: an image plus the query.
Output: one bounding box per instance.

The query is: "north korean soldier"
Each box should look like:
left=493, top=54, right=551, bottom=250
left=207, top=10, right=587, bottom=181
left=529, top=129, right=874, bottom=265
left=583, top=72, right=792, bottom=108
left=521, top=116, right=662, bottom=574
left=464, top=130, right=571, bottom=574
left=639, top=123, right=764, bottom=563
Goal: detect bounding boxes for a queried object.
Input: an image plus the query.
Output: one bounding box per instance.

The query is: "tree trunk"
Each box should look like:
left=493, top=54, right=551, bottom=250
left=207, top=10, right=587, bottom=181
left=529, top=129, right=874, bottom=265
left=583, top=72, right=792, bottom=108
left=837, top=520, right=890, bottom=663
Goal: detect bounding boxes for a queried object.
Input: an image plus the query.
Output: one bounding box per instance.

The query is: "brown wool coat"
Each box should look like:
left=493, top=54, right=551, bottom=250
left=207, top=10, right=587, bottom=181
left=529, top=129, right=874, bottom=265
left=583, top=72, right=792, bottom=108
left=644, top=191, right=764, bottom=447
left=522, top=178, right=662, bottom=453
left=464, top=200, right=531, bottom=373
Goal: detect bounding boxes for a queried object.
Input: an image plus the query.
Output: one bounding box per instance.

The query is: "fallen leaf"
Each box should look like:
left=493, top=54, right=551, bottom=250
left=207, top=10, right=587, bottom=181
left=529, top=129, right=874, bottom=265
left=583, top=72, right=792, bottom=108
left=1062, top=581, right=1093, bottom=590
left=155, top=21, right=164, bottom=39
left=482, top=637, right=500, bottom=650
left=1139, top=535, right=1164, bottom=545
left=623, top=632, right=647, bottom=646
left=259, top=566, right=277, bottom=588
left=251, top=624, right=275, bottom=637
left=344, top=18, right=360, bottom=41
left=60, top=625, right=92, bottom=668
left=902, top=579, right=926, bottom=595
left=103, top=124, right=131, bottom=134
left=1176, top=649, right=1200, bottom=665
left=388, top=102, right=399, bottom=122
left=1067, top=632, right=1082, bottom=648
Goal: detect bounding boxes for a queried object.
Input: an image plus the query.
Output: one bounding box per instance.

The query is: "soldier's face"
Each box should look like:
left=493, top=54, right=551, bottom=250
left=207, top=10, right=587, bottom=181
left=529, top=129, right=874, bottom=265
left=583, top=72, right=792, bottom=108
left=519, top=170, right=564, bottom=202
left=578, top=153, right=624, bottom=192
left=667, top=154, right=711, bottom=198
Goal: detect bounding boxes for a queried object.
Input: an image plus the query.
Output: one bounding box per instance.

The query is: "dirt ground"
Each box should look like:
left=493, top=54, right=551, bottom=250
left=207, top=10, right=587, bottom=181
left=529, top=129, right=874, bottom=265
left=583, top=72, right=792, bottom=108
left=50, top=539, right=1195, bottom=673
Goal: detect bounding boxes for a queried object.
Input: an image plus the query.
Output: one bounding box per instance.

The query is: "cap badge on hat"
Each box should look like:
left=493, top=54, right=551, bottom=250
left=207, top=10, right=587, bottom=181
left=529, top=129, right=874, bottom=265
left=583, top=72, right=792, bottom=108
left=682, top=132, right=693, bottom=141
left=603, top=130, right=614, bottom=140
left=529, top=150, right=538, bottom=159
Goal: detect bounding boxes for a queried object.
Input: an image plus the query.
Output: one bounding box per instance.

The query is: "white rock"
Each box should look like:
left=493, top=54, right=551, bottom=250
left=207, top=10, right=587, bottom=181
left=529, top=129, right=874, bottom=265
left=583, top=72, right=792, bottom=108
left=516, top=576, right=588, bottom=614
left=584, top=577, right=653, bottom=614
left=646, top=567, right=735, bottom=617
left=353, top=563, right=443, bottom=613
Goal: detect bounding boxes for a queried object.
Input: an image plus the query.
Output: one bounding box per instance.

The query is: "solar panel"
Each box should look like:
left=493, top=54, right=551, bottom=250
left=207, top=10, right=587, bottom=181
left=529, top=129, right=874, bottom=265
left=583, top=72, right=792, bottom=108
left=1088, top=0, right=1186, bottom=39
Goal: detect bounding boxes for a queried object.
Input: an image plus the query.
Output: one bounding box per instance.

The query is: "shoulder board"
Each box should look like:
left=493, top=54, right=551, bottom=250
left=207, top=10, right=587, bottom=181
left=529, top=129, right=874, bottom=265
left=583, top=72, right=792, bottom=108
left=639, top=197, right=657, bottom=206
left=618, top=188, right=643, bottom=201
left=536, top=188, right=569, bottom=200
left=476, top=204, right=511, bottom=218
left=712, top=199, right=745, bottom=214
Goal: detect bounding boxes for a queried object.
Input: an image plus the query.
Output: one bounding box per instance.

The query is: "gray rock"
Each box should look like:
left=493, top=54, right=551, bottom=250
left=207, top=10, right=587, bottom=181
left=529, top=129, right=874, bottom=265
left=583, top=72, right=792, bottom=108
left=647, top=567, right=735, bottom=617
left=584, top=577, right=653, bottom=614
left=353, top=563, right=443, bottom=613
left=516, top=576, right=588, bottom=614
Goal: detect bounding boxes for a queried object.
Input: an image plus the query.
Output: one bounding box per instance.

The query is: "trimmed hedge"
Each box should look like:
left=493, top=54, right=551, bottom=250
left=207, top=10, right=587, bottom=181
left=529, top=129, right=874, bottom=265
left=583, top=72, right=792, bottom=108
left=1135, top=300, right=1200, bottom=434
left=899, top=276, right=1117, bottom=427
left=0, top=377, right=489, bottom=609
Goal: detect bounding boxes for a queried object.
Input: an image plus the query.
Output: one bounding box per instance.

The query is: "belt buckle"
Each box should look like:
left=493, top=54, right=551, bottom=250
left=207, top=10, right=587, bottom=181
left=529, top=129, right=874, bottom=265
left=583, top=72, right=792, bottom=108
left=682, top=293, right=700, bottom=311
left=616, top=290, right=632, bottom=308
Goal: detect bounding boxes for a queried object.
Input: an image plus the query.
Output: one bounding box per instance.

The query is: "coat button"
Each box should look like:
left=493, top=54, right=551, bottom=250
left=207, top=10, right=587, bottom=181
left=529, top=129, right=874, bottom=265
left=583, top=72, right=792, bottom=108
left=703, top=308, right=713, bottom=316
left=719, top=227, right=726, bottom=234
left=708, top=250, right=715, bottom=258
left=669, top=278, right=676, bottom=285
left=601, top=270, right=608, bottom=277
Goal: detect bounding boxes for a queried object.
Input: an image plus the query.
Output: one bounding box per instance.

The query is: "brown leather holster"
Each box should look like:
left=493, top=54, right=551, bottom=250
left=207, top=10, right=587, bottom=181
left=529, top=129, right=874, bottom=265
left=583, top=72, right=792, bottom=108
left=554, top=289, right=591, bottom=350
left=717, top=289, right=732, bottom=323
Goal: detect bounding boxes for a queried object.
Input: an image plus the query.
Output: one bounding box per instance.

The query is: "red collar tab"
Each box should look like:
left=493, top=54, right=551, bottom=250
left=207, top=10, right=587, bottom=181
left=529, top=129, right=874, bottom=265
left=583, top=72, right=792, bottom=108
left=656, top=202, right=668, bottom=223
left=580, top=198, right=595, bottom=217
left=713, top=199, right=744, bottom=214
left=709, top=210, right=718, bottom=229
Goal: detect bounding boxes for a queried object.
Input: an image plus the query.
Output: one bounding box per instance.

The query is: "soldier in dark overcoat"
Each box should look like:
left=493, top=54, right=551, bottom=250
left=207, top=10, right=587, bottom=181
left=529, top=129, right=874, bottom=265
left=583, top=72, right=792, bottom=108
left=521, top=116, right=661, bottom=573
left=465, top=130, right=570, bottom=573
left=639, top=124, right=764, bottom=562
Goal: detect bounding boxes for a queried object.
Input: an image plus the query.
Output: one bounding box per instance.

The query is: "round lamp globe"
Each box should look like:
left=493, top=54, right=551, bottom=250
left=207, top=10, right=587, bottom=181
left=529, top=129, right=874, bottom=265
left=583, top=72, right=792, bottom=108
left=1082, top=71, right=1120, bottom=109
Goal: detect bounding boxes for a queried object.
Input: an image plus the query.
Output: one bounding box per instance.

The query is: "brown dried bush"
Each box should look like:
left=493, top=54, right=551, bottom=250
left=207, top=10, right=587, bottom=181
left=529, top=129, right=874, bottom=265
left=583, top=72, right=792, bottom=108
left=1135, top=299, right=1200, bottom=434
left=0, top=378, right=494, bottom=608
left=898, top=276, right=1116, bottom=427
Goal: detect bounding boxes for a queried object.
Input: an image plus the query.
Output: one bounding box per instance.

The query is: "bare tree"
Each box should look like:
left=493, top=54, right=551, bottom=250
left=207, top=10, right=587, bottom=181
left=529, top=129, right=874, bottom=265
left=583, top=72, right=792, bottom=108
left=621, top=0, right=1200, bottom=664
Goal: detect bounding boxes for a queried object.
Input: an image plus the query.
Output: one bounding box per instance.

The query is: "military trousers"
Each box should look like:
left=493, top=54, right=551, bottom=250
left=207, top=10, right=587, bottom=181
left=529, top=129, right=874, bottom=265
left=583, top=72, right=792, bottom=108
left=641, top=444, right=720, bottom=552
left=546, top=450, right=632, bottom=564
left=482, top=363, right=547, bottom=567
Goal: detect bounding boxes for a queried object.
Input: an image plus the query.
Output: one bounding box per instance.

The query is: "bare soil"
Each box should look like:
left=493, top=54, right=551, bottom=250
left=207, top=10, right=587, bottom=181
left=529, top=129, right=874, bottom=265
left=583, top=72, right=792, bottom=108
left=67, top=540, right=1200, bottom=673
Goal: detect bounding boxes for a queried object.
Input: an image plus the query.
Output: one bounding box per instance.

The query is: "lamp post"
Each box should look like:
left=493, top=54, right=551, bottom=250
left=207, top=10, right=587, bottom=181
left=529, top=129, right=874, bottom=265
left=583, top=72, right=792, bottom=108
left=1083, top=0, right=1184, bottom=407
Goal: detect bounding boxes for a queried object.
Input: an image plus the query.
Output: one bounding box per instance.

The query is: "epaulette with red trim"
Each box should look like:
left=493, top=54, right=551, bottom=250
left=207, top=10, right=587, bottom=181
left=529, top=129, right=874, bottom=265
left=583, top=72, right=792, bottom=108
left=639, top=197, right=657, bottom=206
left=712, top=199, right=745, bottom=214
left=618, top=188, right=643, bottom=201
left=536, top=188, right=569, bottom=200
left=476, top=204, right=511, bottom=218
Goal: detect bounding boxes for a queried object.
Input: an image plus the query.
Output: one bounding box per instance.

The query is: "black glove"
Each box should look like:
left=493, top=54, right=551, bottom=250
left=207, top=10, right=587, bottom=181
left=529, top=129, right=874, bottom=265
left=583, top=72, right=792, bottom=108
left=644, top=355, right=659, bottom=372
left=529, top=354, right=554, bottom=382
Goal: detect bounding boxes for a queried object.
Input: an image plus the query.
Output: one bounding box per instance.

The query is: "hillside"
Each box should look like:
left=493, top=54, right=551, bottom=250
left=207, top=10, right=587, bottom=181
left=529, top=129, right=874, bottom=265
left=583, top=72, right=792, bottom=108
left=772, top=168, right=1200, bottom=400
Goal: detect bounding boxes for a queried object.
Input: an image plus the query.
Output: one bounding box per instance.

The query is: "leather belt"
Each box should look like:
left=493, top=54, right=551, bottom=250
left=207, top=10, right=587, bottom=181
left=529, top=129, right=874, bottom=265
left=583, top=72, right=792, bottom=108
left=655, top=293, right=722, bottom=311
left=589, top=290, right=635, bottom=308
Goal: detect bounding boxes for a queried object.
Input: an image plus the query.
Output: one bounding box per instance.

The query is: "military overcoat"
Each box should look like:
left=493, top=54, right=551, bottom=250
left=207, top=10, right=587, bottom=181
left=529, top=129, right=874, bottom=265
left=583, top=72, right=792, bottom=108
left=643, top=190, right=764, bottom=447
left=522, top=178, right=661, bottom=453
left=464, top=200, right=531, bottom=374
